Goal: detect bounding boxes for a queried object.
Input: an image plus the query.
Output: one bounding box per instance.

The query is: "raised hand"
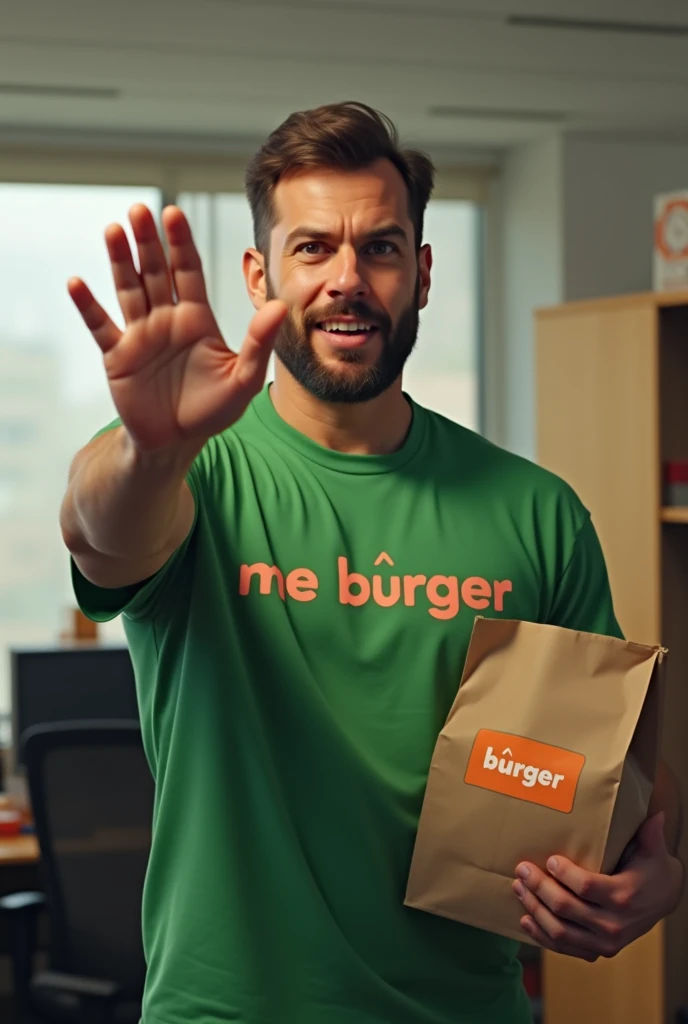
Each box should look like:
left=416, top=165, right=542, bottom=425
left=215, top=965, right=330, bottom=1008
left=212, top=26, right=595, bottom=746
left=68, top=204, right=287, bottom=453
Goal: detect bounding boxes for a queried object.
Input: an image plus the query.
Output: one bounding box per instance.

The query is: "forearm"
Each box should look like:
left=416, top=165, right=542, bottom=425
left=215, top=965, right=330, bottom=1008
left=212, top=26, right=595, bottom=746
left=60, top=426, right=200, bottom=563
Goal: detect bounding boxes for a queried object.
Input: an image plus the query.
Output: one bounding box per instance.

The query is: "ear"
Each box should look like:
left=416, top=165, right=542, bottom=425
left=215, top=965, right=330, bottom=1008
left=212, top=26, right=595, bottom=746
left=418, top=244, right=432, bottom=311
left=243, top=248, right=268, bottom=310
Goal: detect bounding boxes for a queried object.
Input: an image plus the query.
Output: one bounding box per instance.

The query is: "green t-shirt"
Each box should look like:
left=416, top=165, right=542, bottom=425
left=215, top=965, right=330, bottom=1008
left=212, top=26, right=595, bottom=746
left=72, top=387, right=621, bottom=1024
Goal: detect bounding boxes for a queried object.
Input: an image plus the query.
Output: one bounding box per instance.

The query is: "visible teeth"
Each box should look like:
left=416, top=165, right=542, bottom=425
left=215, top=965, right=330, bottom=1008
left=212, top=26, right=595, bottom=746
left=321, top=321, right=373, bottom=333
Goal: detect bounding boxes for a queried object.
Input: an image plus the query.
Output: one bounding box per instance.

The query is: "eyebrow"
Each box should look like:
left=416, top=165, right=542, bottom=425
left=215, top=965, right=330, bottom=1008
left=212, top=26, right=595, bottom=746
left=283, top=223, right=409, bottom=251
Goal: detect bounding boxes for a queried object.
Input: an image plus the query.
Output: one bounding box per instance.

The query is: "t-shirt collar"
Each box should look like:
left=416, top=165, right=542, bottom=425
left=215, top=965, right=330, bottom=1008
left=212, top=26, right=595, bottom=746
left=249, top=384, right=427, bottom=475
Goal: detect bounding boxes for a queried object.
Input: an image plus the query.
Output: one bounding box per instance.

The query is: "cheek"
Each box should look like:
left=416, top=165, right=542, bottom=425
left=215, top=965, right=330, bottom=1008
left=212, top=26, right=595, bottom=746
left=388, top=298, right=414, bottom=330
left=281, top=263, right=328, bottom=300
left=285, top=309, right=308, bottom=336
left=386, top=269, right=418, bottom=311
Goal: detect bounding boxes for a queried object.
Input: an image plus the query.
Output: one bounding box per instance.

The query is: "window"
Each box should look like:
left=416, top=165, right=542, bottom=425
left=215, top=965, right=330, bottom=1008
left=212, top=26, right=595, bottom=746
left=0, top=183, right=161, bottom=713
left=178, top=192, right=258, bottom=353
left=406, top=200, right=480, bottom=430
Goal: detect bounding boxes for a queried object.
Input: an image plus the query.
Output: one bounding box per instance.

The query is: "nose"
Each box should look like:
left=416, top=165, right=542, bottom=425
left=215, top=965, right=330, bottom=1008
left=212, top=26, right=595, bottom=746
left=326, top=245, right=370, bottom=301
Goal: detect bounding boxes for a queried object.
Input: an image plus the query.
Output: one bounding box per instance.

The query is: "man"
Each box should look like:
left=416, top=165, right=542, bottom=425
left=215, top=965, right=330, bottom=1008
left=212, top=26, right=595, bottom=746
left=61, top=101, right=683, bottom=1024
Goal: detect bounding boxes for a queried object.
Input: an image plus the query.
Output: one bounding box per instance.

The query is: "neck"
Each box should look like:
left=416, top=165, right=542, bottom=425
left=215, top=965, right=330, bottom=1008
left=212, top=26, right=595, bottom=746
left=269, top=363, right=413, bottom=455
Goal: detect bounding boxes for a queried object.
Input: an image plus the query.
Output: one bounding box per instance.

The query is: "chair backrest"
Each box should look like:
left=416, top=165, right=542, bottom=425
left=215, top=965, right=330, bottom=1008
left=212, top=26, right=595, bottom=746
left=21, top=721, right=153, bottom=997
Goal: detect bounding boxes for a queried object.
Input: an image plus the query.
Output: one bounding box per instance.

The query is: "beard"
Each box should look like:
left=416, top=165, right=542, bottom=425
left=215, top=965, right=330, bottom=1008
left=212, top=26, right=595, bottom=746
left=266, top=276, right=421, bottom=404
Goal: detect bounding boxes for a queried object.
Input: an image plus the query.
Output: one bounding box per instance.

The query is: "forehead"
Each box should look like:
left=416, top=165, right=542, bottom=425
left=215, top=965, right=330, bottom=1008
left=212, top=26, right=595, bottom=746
left=272, top=158, right=411, bottom=230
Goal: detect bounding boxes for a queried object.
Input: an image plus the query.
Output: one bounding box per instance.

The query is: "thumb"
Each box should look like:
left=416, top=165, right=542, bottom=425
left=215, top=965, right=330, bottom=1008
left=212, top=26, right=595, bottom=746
left=235, top=300, right=289, bottom=386
left=635, top=812, right=667, bottom=857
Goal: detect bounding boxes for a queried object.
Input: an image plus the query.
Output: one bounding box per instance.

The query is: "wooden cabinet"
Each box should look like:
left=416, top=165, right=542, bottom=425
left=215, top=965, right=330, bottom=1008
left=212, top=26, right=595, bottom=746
left=535, top=290, right=688, bottom=1024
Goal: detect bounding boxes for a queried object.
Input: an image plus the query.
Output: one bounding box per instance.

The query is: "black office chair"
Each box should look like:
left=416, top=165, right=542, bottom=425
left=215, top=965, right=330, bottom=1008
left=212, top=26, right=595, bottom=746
left=0, top=721, right=153, bottom=1024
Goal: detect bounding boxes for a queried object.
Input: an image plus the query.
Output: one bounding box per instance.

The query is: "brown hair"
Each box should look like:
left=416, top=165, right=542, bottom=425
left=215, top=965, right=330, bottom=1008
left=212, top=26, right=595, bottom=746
left=244, top=101, right=435, bottom=255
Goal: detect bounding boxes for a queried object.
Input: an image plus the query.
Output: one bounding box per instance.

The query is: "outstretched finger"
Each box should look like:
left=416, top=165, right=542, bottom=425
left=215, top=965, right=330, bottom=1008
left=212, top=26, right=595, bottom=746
left=129, top=204, right=175, bottom=309
left=105, top=222, right=149, bottom=324
left=234, top=301, right=289, bottom=393
left=162, top=206, right=210, bottom=304
left=67, top=278, right=122, bottom=353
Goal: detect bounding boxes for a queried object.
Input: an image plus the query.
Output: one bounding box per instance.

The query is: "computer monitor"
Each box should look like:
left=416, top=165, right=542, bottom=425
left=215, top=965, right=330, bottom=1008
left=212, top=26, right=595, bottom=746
left=10, top=644, right=139, bottom=770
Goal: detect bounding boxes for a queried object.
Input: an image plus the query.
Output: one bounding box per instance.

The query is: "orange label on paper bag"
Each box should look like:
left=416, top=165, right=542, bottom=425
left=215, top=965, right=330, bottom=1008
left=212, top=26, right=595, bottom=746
left=464, top=729, right=585, bottom=813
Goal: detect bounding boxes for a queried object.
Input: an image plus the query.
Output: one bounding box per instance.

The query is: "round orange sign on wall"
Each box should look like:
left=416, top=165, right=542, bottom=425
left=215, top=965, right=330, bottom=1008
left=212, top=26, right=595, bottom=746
left=656, top=198, right=688, bottom=261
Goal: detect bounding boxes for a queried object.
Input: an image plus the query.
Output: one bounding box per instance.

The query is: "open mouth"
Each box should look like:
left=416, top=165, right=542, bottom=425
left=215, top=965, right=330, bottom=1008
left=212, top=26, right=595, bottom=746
left=316, top=319, right=379, bottom=342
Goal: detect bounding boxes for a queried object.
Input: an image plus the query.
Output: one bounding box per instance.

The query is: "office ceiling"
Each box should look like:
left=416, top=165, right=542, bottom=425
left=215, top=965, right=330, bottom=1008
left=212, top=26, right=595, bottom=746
left=1, top=0, right=688, bottom=158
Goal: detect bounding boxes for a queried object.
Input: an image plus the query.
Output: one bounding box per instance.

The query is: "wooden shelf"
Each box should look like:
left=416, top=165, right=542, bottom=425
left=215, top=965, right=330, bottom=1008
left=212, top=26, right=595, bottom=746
left=661, top=507, right=688, bottom=524
left=537, top=293, right=688, bottom=1024
left=537, top=288, right=688, bottom=319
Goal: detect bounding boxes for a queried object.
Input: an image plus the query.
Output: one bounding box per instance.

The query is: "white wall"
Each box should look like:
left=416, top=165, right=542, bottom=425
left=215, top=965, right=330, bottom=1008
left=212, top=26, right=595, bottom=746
left=497, top=135, right=564, bottom=460
left=563, top=136, right=688, bottom=301
left=495, top=132, right=688, bottom=459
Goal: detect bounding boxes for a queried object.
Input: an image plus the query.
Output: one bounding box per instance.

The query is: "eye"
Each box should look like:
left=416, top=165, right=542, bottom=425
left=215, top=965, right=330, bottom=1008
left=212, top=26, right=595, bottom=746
left=365, top=241, right=396, bottom=256
left=297, top=240, right=398, bottom=257
left=298, top=242, right=328, bottom=256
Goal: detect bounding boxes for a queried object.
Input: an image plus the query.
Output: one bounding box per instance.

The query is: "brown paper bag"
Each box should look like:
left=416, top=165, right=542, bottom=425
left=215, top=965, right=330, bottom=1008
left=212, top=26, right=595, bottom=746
left=405, top=617, right=666, bottom=944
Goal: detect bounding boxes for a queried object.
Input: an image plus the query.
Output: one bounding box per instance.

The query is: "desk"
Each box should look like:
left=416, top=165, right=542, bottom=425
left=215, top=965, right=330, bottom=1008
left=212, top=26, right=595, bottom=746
left=0, top=834, right=42, bottom=964
left=0, top=834, right=39, bottom=866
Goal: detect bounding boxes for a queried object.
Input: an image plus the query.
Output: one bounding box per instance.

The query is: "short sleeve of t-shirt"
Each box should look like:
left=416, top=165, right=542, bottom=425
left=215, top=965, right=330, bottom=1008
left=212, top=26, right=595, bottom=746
left=547, top=513, right=624, bottom=640
left=69, top=421, right=201, bottom=624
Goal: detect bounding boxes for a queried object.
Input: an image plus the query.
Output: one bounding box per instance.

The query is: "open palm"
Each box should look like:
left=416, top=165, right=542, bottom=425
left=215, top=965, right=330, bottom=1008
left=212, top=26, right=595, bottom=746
left=68, top=204, right=287, bottom=453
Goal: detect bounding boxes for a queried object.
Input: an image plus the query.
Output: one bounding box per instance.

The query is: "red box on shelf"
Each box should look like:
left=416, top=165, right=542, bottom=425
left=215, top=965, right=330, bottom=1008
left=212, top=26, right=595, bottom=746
left=522, top=960, right=541, bottom=998
left=664, top=462, right=688, bottom=506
